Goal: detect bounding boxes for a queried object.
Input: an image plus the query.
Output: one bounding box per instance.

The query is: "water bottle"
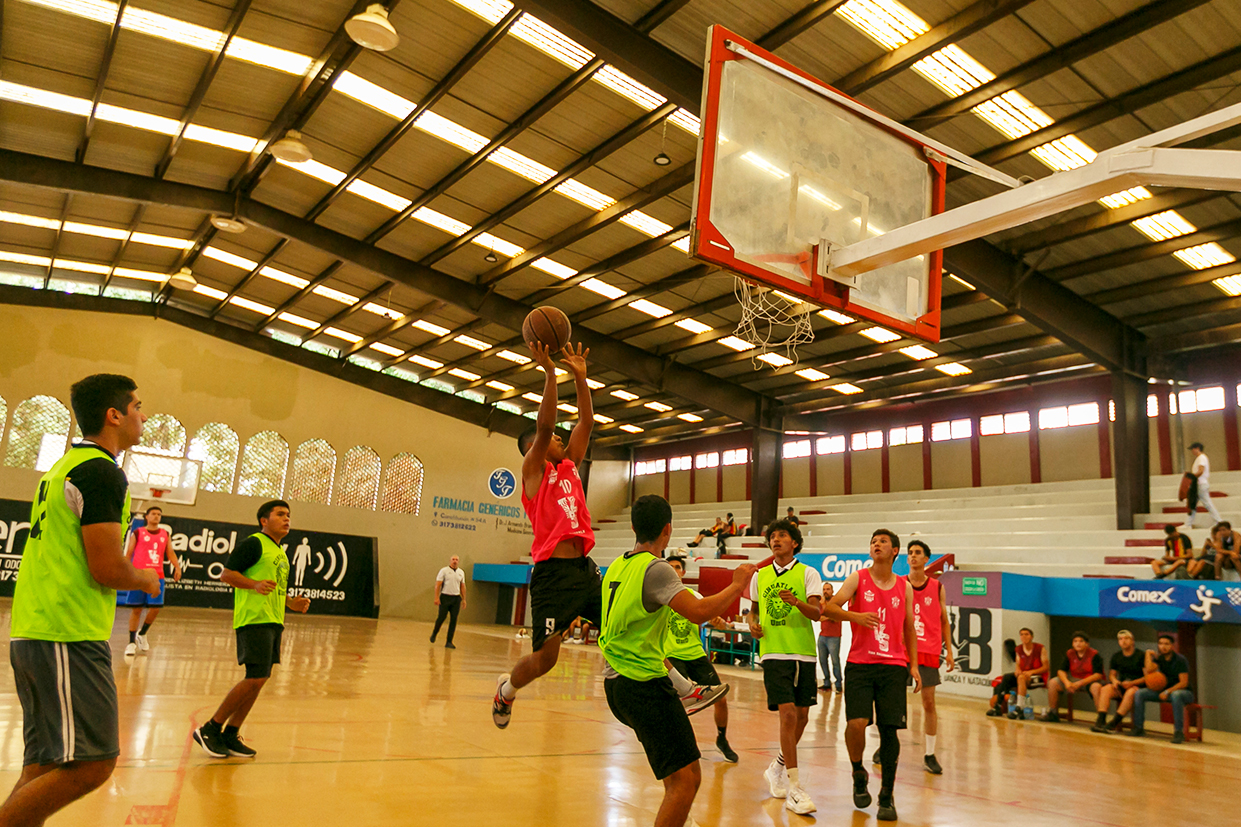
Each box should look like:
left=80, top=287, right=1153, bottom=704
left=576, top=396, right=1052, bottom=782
left=1024, top=698, right=1034, bottom=720
left=1008, top=692, right=1017, bottom=713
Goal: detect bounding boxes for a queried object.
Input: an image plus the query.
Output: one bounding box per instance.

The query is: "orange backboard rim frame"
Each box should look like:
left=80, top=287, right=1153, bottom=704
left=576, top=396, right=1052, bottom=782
left=691, top=25, right=944, bottom=342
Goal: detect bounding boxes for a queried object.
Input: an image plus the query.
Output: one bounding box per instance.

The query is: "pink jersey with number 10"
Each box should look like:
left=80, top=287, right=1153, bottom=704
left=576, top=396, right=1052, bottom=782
left=847, top=567, right=908, bottom=666
left=521, top=459, right=595, bottom=563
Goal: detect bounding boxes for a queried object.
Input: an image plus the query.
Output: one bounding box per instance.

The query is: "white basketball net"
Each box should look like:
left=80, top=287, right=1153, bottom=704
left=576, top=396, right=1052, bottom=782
left=733, top=277, right=815, bottom=369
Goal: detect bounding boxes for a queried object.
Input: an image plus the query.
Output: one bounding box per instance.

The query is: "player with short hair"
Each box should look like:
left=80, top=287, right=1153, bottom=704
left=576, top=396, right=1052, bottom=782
left=194, top=500, right=310, bottom=758
left=122, top=506, right=182, bottom=656
left=823, top=528, right=920, bottom=823
left=3, top=374, right=160, bottom=827
left=1092, top=629, right=1147, bottom=733
left=1039, top=631, right=1103, bottom=722
left=904, top=540, right=953, bottom=773
left=600, top=495, right=756, bottom=827
left=666, top=556, right=738, bottom=763
left=747, top=518, right=822, bottom=815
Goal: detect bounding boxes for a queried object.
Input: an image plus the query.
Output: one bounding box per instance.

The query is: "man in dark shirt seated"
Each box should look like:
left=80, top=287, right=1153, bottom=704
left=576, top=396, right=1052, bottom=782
left=1128, top=634, right=1193, bottom=743
left=1039, top=631, right=1103, bottom=722
left=1092, top=630, right=1147, bottom=732
left=1207, top=521, right=1240, bottom=580
left=1151, top=524, right=1193, bottom=580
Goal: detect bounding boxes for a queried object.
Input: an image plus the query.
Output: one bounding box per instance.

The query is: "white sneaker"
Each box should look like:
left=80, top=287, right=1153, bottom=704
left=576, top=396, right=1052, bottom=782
left=764, top=758, right=789, bottom=799
left=785, top=785, right=817, bottom=815
left=136, top=634, right=149, bottom=652
left=681, top=683, right=730, bottom=716
left=124, top=642, right=137, bottom=657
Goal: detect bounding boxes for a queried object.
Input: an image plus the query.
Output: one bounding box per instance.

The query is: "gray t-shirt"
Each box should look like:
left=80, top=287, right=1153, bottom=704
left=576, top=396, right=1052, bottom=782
left=602, top=555, right=687, bottom=679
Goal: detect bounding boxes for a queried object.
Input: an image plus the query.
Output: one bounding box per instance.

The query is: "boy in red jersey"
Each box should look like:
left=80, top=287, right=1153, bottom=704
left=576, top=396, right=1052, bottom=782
left=122, top=506, right=181, bottom=656
left=822, top=529, right=919, bottom=823
left=492, top=342, right=599, bottom=728
left=905, top=540, right=952, bottom=774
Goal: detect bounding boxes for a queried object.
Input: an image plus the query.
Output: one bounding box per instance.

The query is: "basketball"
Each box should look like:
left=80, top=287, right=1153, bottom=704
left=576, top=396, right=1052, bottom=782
left=1145, top=671, right=1167, bottom=691
left=522, top=306, right=571, bottom=351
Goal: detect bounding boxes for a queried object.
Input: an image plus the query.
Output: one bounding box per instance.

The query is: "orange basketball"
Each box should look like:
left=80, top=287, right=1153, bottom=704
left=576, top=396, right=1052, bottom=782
left=1145, top=671, right=1167, bottom=692
left=522, top=306, right=571, bottom=352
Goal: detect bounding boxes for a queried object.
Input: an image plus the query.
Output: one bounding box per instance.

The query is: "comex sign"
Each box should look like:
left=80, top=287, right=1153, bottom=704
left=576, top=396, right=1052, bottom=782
left=1116, top=586, right=1174, bottom=604
left=799, top=553, right=913, bottom=580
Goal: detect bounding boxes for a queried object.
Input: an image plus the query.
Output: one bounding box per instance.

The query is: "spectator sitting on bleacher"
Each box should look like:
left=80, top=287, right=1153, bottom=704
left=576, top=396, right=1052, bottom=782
left=1038, top=631, right=1103, bottom=723
left=1091, top=630, right=1147, bottom=733
left=1188, top=523, right=1232, bottom=579
left=786, top=507, right=802, bottom=527
left=986, top=627, right=1047, bottom=719
left=1127, top=634, right=1193, bottom=744
left=1207, top=521, right=1240, bottom=581
left=686, top=517, right=726, bottom=548
left=1152, top=524, right=1193, bottom=580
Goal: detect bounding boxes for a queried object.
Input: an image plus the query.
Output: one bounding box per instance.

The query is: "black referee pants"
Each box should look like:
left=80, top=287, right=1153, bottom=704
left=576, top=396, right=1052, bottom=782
left=432, top=594, right=461, bottom=644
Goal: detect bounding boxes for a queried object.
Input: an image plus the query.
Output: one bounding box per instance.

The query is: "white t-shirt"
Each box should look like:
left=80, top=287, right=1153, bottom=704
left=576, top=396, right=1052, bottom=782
left=436, top=566, right=465, bottom=596
left=747, top=559, right=823, bottom=663
left=1193, top=453, right=1210, bottom=486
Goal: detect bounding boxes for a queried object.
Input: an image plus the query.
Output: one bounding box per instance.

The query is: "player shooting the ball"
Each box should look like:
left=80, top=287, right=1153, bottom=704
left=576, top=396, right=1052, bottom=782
left=492, top=339, right=597, bottom=728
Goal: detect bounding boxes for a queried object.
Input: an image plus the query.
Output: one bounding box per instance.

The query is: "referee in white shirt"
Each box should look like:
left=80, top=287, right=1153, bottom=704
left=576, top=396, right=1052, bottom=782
left=431, top=556, right=467, bottom=649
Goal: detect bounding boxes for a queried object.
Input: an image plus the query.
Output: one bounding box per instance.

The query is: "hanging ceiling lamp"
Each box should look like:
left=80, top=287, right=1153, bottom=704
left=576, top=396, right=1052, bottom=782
left=346, top=5, right=400, bottom=52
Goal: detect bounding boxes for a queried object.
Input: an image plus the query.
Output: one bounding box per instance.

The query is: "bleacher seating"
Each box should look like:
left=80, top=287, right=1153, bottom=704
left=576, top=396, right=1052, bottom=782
left=586, top=471, right=1241, bottom=579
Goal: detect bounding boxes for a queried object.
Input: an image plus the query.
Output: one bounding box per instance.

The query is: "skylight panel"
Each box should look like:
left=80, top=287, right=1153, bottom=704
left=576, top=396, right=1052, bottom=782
left=497, top=350, right=531, bottom=364
left=718, top=336, right=756, bottom=351
left=0, top=80, right=91, bottom=116
left=1213, top=275, right=1241, bottom=296
left=334, top=72, right=416, bottom=119
left=899, top=345, right=937, bottom=360
left=1132, top=211, right=1197, bottom=242
left=312, top=285, right=358, bottom=305
left=595, top=65, right=666, bottom=110
left=1030, top=135, right=1097, bottom=171
left=672, top=237, right=691, bottom=253
left=675, top=319, right=712, bottom=334
left=346, top=179, right=411, bottom=212
left=61, top=221, right=127, bottom=240
left=971, top=91, right=1055, bottom=140
left=522, top=392, right=543, bottom=403
left=819, top=309, right=854, bottom=325
left=1174, top=243, right=1235, bottom=270
left=130, top=232, right=193, bottom=249
left=829, top=383, right=864, bottom=394
left=1099, top=188, right=1152, bottom=209
left=369, top=342, right=404, bottom=357
left=229, top=295, right=275, bottom=315
left=55, top=259, right=110, bottom=274
left=183, top=124, right=259, bottom=153
left=412, top=207, right=471, bottom=236
left=668, top=109, right=700, bottom=135
left=936, top=362, right=972, bottom=376
left=611, top=390, right=639, bottom=401
left=645, top=401, right=673, bottom=412
left=455, top=335, right=491, bottom=350
left=409, top=354, right=444, bottom=369
left=278, top=312, right=317, bottom=329
left=224, top=38, right=314, bottom=76
left=0, top=210, right=61, bottom=230
left=757, top=352, right=793, bottom=367
left=859, top=327, right=900, bottom=343
left=96, top=103, right=178, bottom=135
left=796, top=368, right=830, bottom=381
left=628, top=299, right=671, bottom=318
left=911, top=44, right=994, bottom=98
left=580, top=279, right=626, bottom=299
left=202, top=247, right=257, bottom=270
left=109, top=266, right=164, bottom=282
left=475, top=234, right=524, bottom=258
left=412, top=319, right=451, bottom=336
left=532, top=258, right=577, bottom=279
left=323, top=327, right=362, bottom=343
left=277, top=158, right=345, bottom=186
left=554, top=180, right=614, bottom=210
left=619, top=424, right=644, bottom=433
left=449, top=368, right=481, bottom=381
left=585, top=379, right=604, bottom=389
left=678, top=413, right=703, bottom=422
left=491, top=147, right=556, bottom=184
left=510, top=14, right=594, bottom=70
left=193, top=284, right=227, bottom=300
left=619, top=211, right=674, bottom=237
left=448, top=0, right=513, bottom=26
left=363, top=303, right=404, bottom=320
left=414, top=110, right=492, bottom=154
left=594, top=413, right=615, bottom=423
left=262, top=268, right=309, bottom=289
left=486, top=380, right=514, bottom=392
left=836, top=0, right=929, bottom=50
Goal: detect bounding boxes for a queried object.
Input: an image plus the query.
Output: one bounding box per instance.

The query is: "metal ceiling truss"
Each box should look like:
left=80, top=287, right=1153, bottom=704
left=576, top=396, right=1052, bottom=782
left=76, top=0, right=129, bottom=163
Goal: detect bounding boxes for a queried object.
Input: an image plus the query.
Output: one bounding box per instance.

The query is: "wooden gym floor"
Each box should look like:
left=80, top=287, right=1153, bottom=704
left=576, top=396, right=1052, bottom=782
left=0, top=607, right=1235, bottom=826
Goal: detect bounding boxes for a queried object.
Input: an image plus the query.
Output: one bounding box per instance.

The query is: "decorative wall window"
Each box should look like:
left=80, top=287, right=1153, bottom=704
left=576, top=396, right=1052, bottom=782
left=236, top=431, right=289, bottom=498
left=139, top=414, right=187, bottom=455
left=851, top=431, right=883, bottom=451
left=3, top=395, right=71, bottom=470
left=930, top=419, right=971, bottom=441
left=979, top=412, right=1030, bottom=435
left=695, top=452, right=721, bottom=468
left=189, top=423, right=240, bottom=493
left=1038, top=402, right=1099, bottom=430
left=1172, top=387, right=1224, bottom=414
left=336, top=445, right=381, bottom=509
left=722, top=448, right=748, bottom=466
left=667, top=455, right=692, bottom=471
left=782, top=440, right=811, bottom=459
left=288, top=439, right=337, bottom=505
left=381, top=452, right=425, bottom=515
left=816, top=435, right=846, bottom=454
left=888, top=425, right=923, bottom=446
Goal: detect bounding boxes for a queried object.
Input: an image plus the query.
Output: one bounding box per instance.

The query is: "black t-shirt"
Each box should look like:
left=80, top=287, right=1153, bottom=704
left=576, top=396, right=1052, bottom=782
left=1155, top=651, right=1191, bottom=692
left=1163, top=533, right=1192, bottom=559
left=1059, top=652, right=1103, bottom=676
left=1109, top=650, right=1145, bottom=682
left=225, top=535, right=263, bottom=573
left=64, top=444, right=128, bottom=526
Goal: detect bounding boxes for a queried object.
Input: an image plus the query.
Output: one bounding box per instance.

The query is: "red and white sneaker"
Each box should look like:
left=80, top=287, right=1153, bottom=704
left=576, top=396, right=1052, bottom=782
left=492, top=673, right=514, bottom=729
left=680, top=683, right=729, bottom=716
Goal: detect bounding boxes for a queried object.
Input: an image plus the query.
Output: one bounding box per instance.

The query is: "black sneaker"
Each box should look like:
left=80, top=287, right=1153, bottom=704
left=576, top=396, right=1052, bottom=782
left=872, top=749, right=881, bottom=765
left=716, top=735, right=739, bottom=763
left=1090, top=722, right=1108, bottom=733
left=1171, top=731, right=1185, bottom=744
left=924, top=754, right=942, bottom=774
left=1007, top=708, right=1024, bottom=720
left=223, top=732, right=256, bottom=758
left=852, top=769, right=872, bottom=809
left=877, top=791, right=898, bottom=822
left=445, top=642, right=456, bottom=649
left=1105, top=715, right=1123, bottom=733
left=1125, top=727, right=1145, bottom=737
left=986, top=706, right=1004, bottom=718
left=193, top=725, right=228, bottom=758
left=1037, top=710, right=1060, bottom=723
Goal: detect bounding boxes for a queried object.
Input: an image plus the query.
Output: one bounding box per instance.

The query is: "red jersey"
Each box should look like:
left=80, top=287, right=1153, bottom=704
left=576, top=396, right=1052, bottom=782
left=847, top=568, right=909, bottom=665
left=521, top=458, right=594, bottom=563
left=131, top=527, right=169, bottom=575
left=1016, top=642, right=1045, bottom=673
left=911, top=576, right=943, bottom=668
left=819, top=618, right=842, bottom=638
left=1066, top=646, right=1100, bottom=680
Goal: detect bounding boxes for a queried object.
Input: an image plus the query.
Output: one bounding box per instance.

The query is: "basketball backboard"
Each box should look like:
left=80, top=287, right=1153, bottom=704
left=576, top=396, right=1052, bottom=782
left=123, top=449, right=201, bottom=506
left=691, top=26, right=944, bottom=341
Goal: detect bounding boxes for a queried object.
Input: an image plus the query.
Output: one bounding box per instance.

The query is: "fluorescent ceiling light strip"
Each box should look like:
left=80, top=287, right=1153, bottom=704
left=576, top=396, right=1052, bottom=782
left=455, top=335, right=491, bottom=350
left=312, top=285, right=359, bottom=305
left=579, top=278, right=625, bottom=299
left=130, top=231, right=193, bottom=249
left=836, top=0, right=929, bottom=50
left=532, top=258, right=577, bottom=279
left=0, top=210, right=61, bottom=230
left=230, top=295, right=275, bottom=315
left=475, top=233, right=524, bottom=258
left=323, top=327, right=363, bottom=343
left=279, top=312, right=317, bottom=329
left=366, top=304, right=404, bottom=320
left=110, top=266, right=165, bottom=282
left=346, top=179, right=412, bottom=211
left=618, top=211, right=674, bottom=237
left=628, top=299, right=671, bottom=318
left=261, top=267, right=309, bottom=289
left=1132, top=211, right=1197, bottom=242
left=369, top=342, right=404, bottom=356
left=202, top=247, right=257, bottom=270
left=53, top=259, right=109, bottom=274
left=1173, top=243, right=1235, bottom=270
left=675, top=319, right=712, bottom=334
left=412, top=319, right=450, bottom=336
left=62, top=220, right=127, bottom=240
left=193, top=284, right=227, bottom=300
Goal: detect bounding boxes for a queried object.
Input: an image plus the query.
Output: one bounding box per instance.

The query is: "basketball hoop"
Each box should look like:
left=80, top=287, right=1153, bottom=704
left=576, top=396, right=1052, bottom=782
left=734, top=277, right=815, bottom=369
left=149, top=487, right=170, bottom=500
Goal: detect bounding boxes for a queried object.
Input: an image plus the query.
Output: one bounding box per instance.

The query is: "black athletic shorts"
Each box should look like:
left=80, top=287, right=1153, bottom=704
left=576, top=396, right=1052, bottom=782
left=761, top=659, right=818, bottom=711
left=844, top=662, right=909, bottom=728
left=605, top=674, right=700, bottom=780
left=10, top=640, right=119, bottom=765
left=236, top=623, right=283, bottom=679
left=916, top=664, right=941, bottom=688
left=529, top=555, right=602, bottom=651
left=669, top=655, right=721, bottom=687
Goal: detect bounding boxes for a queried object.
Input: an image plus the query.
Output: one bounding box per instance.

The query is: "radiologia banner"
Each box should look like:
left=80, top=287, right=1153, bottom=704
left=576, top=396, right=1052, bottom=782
left=0, top=498, right=378, bottom=618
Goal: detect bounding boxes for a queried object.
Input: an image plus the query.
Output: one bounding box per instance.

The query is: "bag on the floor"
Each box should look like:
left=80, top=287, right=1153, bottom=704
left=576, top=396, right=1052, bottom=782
left=1180, top=472, right=1198, bottom=512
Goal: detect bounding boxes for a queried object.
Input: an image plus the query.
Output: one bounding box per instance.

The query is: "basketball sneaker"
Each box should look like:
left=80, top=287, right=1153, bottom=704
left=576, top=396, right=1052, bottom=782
left=924, top=754, right=942, bottom=774
left=681, top=683, right=729, bottom=716
left=1007, top=707, right=1024, bottom=720
left=716, top=734, right=738, bottom=763
left=492, top=673, right=514, bottom=729
left=124, top=642, right=137, bottom=657
left=136, top=633, right=150, bottom=652
left=852, top=769, right=872, bottom=809
left=193, top=725, right=228, bottom=758
left=877, top=790, right=898, bottom=821
left=785, top=786, right=816, bottom=815
left=1037, top=710, right=1060, bottom=723
left=763, top=758, right=788, bottom=799
left=223, top=731, right=257, bottom=758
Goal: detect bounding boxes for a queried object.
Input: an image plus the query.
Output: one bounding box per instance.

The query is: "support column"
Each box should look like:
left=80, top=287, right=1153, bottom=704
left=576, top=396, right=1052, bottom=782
left=751, top=423, right=782, bottom=536
left=1112, top=371, right=1152, bottom=530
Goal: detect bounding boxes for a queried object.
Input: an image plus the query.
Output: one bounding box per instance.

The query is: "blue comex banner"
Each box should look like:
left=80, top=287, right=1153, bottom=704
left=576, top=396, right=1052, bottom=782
left=1098, top=581, right=1241, bottom=625
left=798, top=553, right=916, bottom=580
